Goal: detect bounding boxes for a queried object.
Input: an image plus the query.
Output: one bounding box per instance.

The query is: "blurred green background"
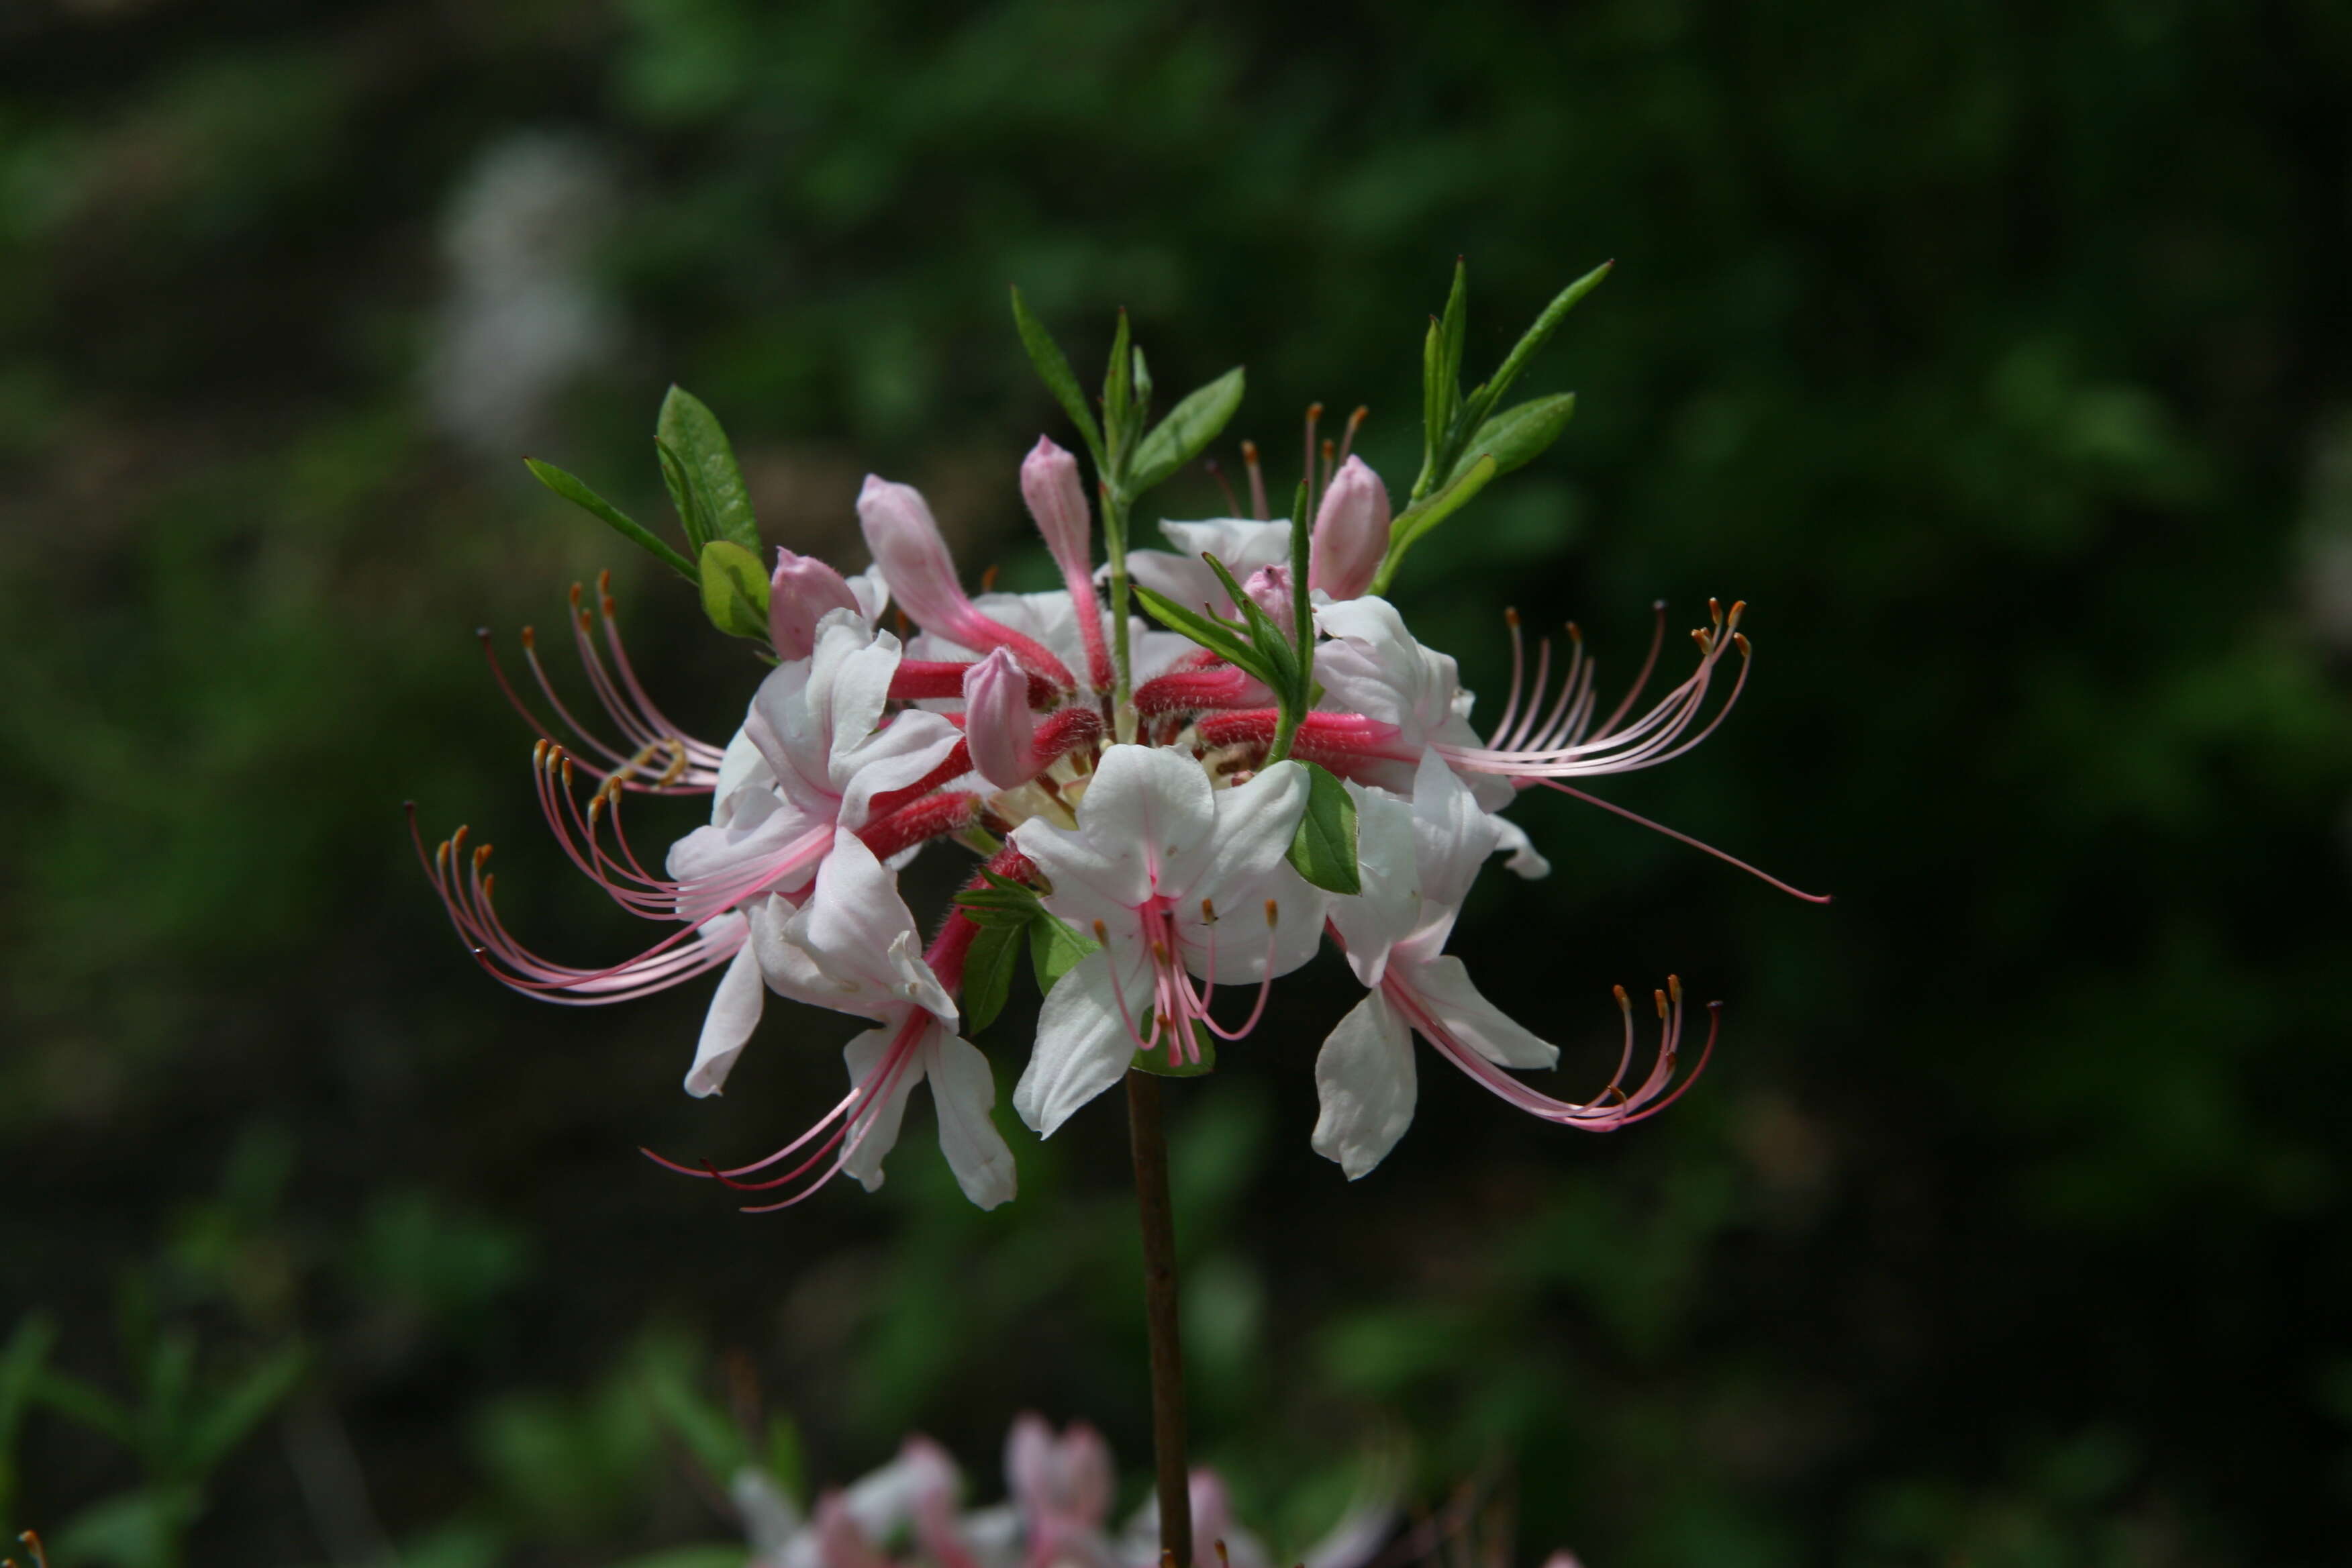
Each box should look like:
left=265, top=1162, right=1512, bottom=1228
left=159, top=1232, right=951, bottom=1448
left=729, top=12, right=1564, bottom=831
left=4, top=1, right=2350, bottom=1564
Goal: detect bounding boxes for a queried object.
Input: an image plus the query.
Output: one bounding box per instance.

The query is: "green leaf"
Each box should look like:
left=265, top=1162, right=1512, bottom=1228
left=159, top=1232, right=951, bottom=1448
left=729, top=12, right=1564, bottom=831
left=1437, top=257, right=1469, bottom=422
left=1285, top=761, right=1361, bottom=895
left=1131, top=1027, right=1216, bottom=1077
left=1104, top=308, right=1134, bottom=463
left=1197, top=551, right=1297, bottom=695
left=654, top=438, right=708, bottom=554
left=1461, top=259, right=1611, bottom=432
left=1030, top=916, right=1099, bottom=994
left=1373, top=452, right=1498, bottom=593
left=962, top=920, right=1026, bottom=1034
left=643, top=1367, right=746, bottom=1481
left=697, top=540, right=771, bottom=640
left=655, top=387, right=761, bottom=553
left=185, top=1346, right=305, bottom=1475
left=1010, top=286, right=1105, bottom=465
left=1418, top=316, right=1445, bottom=493
left=1130, top=344, right=1153, bottom=418
left=1130, top=366, right=1245, bottom=493
left=1130, top=583, right=1271, bottom=682
left=608, top=1548, right=753, bottom=1568
left=523, top=459, right=698, bottom=581
left=1449, top=392, right=1577, bottom=484
left=52, top=1485, right=201, bottom=1568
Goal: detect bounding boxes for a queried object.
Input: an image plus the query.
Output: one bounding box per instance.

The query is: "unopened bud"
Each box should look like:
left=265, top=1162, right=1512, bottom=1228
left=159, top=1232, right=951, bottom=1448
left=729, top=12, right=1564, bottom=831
left=1020, top=437, right=1093, bottom=583
left=857, top=475, right=975, bottom=638
left=1307, top=454, right=1391, bottom=601
left=1241, top=563, right=1296, bottom=640
left=769, top=548, right=861, bottom=658
left=963, top=648, right=1036, bottom=790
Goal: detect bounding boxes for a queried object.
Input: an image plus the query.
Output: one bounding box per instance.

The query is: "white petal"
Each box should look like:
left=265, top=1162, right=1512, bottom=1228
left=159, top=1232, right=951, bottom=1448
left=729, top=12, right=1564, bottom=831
left=709, top=724, right=777, bottom=828
left=1014, top=946, right=1149, bottom=1136
left=683, top=927, right=762, bottom=1097
left=1491, top=816, right=1552, bottom=880
left=1195, top=759, right=1308, bottom=899
left=756, top=832, right=955, bottom=1022
left=1326, top=782, right=1420, bottom=987
left=834, top=706, right=963, bottom=828
left=1400, top=953, right=1559, bottom=1069
left=1016, top=744, right=1216, bottom=916
left=1179, top=861, right=1326, bottom=983
left=840, top=1022, right=923, bottom=1193
left=1409, top=748, right=1502, bottom=913
left=924, top=1029, right=1018, bottom=1210
left=1312, top=989, right=1418, bottom=1179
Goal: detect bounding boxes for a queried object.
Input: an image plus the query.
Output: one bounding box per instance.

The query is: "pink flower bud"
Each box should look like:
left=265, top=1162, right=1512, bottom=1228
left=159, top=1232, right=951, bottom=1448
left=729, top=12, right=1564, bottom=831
left=858, top=474, right=1079, bottom=689
left=1020, top=436, right=1114, bottom=692
left=1308, top=454, right=1391, bottom=601
left=856, top=475, right=973, bottom=636
left=1241, top=562, right=1297, bottom=641
left=768, top=548, right=861, bottom=658
left=1020, top=437, right=1092, bottom=583
left=963, top=648, right=1036, bottom=789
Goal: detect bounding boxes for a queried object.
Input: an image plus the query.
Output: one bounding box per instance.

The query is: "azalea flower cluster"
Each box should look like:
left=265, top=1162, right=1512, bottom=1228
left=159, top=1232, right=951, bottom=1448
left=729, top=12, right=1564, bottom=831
left=728, top=1413, right=1391, bottom=1568
left=421, top=428, right=1765, bottom=1210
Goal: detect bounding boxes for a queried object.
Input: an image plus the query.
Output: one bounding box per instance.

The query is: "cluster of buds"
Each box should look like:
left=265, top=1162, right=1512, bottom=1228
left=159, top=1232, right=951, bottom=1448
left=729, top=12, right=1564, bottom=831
left=417, top=271, right=1821, bottom=1210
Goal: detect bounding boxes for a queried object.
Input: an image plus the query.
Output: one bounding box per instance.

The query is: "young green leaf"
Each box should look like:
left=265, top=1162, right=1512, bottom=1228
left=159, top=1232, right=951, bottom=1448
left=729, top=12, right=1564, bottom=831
left=1130, top=366, right=1245, bottom=493
left=1418, top=316, right=1446, bottom=494
left=1285, top=761, right=1361, bottom=895
left=1448, top=392, right=1577, bottom=484
left=185, top=1346, right=306, bottom=1474
left=1130, top=582, right=1272, bottom=681
left=962, top=919, right=1026, bottom=1033
left=1197, top=551, right=1299, bottom=695
left=1030, top=915, right=1099, bottom=994
left=1373, top=452, right=1499, bottom=593
left=1104, top=308, right=1134, bottom=462
left=1437, top=257, right=1469, bottom=422
left=524, top=459, right=699, bottom=581
left=1130, top=344, right=1153, bottom=420
left=697, top=540, right=771, bottom=640
left=1462, top=259, right=1611, bottom=432
left=654, top=438, right=709, bottom=554
left=1010, top=286, right=1106, bottom=465
left=656, top=387, right=761, bottom=554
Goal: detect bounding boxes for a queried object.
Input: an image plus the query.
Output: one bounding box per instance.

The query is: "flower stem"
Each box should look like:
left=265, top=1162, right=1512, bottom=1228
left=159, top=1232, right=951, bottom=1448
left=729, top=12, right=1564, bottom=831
left=1125, top=1069, right=1191, bottom=1567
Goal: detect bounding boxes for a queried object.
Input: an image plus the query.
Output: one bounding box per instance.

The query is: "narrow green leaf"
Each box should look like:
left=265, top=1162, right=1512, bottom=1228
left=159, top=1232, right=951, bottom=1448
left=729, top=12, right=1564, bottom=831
left=1010, top=286, right=1106, bottom=464
left=654, top=438, right=709, bottom=554
left=1463, top=259, right=1611, bottom=432
left=1418, top=317, right=1445, bottom=497
left=1104, top=309, right=1134, bottom=464
left=1373, top=452, right=1499, bottom=593
left=1030, top=916, right=1099, bottom=994
left=1285, top=761, right=1361, bottom=895
left=962, top=920, right=1026, bottom=1034
left=1130, top=345, right=1153, bottom=420
left=1130, top=583, right=1269, bottom=679
left=697, top=540, right=771, bottom=640
left=1448, top=392, right=1577, bottom=485
left=0, top=1318, right=55, bottom=1441
left=644, top=1369, right=747, bottom=1481
left=1130, top=366, right=1245, bottom=493
left=1198, top=552, right=1297, bottom=695
left=1130, top=1027, right=1216, bottom=1077
left=656, top=387, right=761, bottom=554
left=185, top=1346, right=305, bottom=1474
left=523, top=459, right=698, bottom=581
left=1437, top=257, right=1469, bottom=422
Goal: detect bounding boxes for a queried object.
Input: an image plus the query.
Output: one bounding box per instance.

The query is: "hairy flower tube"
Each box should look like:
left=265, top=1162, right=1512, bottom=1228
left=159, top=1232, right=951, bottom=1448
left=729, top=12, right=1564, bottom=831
left=424, top=403, right=1818, bottom=1203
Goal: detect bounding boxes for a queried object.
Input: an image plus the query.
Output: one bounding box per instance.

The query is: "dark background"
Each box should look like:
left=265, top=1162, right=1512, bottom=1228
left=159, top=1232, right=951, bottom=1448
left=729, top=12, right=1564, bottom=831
left=3, top=1, right=2350, bottom=1564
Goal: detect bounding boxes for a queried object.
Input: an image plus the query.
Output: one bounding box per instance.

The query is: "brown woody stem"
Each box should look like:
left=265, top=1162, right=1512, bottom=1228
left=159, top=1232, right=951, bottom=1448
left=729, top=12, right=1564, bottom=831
left=1126, top=1069, right=1192, bottom=1567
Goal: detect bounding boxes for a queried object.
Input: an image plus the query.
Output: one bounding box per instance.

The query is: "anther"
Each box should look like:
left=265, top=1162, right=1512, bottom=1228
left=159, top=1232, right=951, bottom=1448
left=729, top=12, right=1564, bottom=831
left=560, top=756, right=576, bottom=788
left=601, top=593, right=617, bottom=619
left=1216, top=1543, right=1232, bottom=1568
left=1567, top=621, right=1582, bottom=644
left=1727, top=599, right=1746, bottom=628
left=520, top=626, right=536, bottom=649
left=980, top=564, right=1000, bottom=593
left=1200, top=898, right=1218, bottom=924
left=1669, top=974, right=1683, bottom=1003
left=451, top=826, right=471, bottom=855
left=473, top=842, right=493, bottom=871
left=1734, top=632, right=1751, bottom=657
left=1504, top=605, right=1520, bottom=628
left=1264, top=899, right=1279, bottom=928
left=1612, top=983, right=1630, bottom=1011
left=569, top=583, right=584, bottom=608
left=1152, top=940, right=1170, bottom=964
left=532, top=738, right=549, bottom=766
left=1655, top=989, right=1669, bottom=1019
left=1092, top=920, right=1110, bottom=943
